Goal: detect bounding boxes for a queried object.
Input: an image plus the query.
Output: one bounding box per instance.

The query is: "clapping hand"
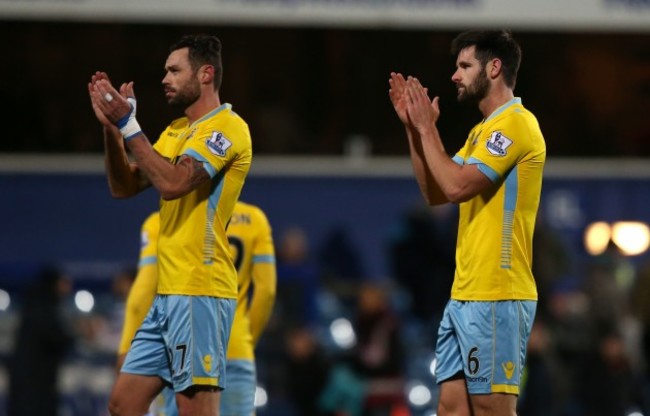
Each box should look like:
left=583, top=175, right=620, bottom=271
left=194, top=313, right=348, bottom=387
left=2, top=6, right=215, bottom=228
left=88, top=72, right=134, bottom=128
left=404, top=76, right=440, bottom=135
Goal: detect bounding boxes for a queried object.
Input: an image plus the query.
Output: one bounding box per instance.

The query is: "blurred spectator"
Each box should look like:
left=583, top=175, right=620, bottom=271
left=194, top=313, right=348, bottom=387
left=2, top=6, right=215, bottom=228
left=284, top=326, right=333, bottom=416
left=319, top=226, right=365, bottom=306
left=8, top=266, right=75, bottom=416
left=350, top=282, right=403, bottom=381
left=352, top=282, right=405, bottom=416
left=545, top=279, right=593, bottom=414
left=632, top=262, right=650, bottom=414
left=320, top=282, right=405, bottom=416
left=532, top=213, right=573, bottom=320
left=275, top=226, right=322, bottom=326
left=518, top=319, right=561, bottom=416
left=74, top=269, right=136, bottom=357
left=584, top=241, right=635, bottom=334
left=318, top=364, right=366, bottom=416
left=577, top=329, right=643, bottom=416
left=94, top=269, right=136, bottom=355
left=388, top=204, right=455, bottom=325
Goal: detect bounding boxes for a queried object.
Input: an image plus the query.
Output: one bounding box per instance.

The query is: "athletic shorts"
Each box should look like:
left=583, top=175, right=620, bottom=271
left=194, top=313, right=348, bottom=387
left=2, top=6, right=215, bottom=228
left=221, top=359, right=257, bottom=416
left=157, top=387, right=176, bottom=416
left=121, top=294, right=236, bottom=393
left=434, top=299, right=536, bottom=395
left=152, top=359, right=257, bottom=416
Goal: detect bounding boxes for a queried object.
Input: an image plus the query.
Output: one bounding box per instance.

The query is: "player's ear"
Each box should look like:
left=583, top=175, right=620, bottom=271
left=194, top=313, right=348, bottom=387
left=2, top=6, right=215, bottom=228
left=488, top=58, right=502, bottom=80
left=199, top=64, right=215, bottom=85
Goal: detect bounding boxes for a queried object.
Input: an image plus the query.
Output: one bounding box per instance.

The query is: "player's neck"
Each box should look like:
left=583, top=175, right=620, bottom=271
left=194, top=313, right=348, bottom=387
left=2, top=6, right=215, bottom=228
left=185, top=90, right=222, bottom=124
left=479, top=86, right=514, bottom=119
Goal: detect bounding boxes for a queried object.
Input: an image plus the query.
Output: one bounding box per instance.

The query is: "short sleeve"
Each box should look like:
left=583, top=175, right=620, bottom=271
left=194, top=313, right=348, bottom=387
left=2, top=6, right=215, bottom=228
left=465, top=115, right=533, bottom=183
left=182, top=121, right=249, bottom=178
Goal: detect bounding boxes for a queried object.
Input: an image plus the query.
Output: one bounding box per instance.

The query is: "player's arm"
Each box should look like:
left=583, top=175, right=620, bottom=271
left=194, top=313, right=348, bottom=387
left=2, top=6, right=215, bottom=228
left=89, top=75, right=210, bottom=200
left=103, top=125, right=152, bottom=198
left=389, top=72, right=447, bottom=205
left=116, top=263, right=158, bottom=371
left=126, top=141, right=211, bottom=201
left=405, top=77, right=493, bottom=203
left=404, top=125, right=449, bottom=205
left=89, top=72, right=151, bottom=198
left=249, top=261, right=277, bottom=345
left=249, top=212, right=277, bottom=346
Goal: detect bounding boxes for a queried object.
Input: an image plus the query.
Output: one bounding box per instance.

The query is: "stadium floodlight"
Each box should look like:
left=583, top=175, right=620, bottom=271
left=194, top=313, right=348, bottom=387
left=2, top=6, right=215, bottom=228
left=611, top=222, right=650, bottom=256
left=584, top=221, right=611, bottom=255
left=0, top=289, right=10, bottom=311
left=330, top=317, right=356, bottom=349
left=74, top=290, right=95, bottom=313
left=406, top=381, right=432, bottom=407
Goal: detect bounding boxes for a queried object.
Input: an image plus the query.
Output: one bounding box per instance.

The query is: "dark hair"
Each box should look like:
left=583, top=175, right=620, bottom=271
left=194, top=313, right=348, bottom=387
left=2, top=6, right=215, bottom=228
left=170, top=34, right=223, bottom=90
left=451, top=30, right=521, bottom=89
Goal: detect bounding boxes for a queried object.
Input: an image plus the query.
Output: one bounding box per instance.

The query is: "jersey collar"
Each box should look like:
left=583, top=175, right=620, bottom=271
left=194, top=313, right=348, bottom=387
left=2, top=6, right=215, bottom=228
left=484, top=97, right=521, bottom=123
left=190, top=103, right=232, bottom=128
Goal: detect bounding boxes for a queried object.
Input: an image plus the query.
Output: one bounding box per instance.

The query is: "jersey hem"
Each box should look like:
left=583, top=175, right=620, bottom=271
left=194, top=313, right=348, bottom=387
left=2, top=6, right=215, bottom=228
left=450, top=294, right=538, bottom=301
left=156, top=291, right=237, bottom=299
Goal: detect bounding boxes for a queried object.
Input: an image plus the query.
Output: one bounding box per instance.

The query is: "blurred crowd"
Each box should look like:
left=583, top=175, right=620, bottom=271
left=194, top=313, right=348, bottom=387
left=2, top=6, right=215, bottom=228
left=2, top=202, right=650, bottom=416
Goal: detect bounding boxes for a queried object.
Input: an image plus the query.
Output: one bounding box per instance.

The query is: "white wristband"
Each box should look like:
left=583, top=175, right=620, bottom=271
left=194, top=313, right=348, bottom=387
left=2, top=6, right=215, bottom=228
left=116, top=97, right=142, bottom=141
left=120, top=119, right=142, bottom=141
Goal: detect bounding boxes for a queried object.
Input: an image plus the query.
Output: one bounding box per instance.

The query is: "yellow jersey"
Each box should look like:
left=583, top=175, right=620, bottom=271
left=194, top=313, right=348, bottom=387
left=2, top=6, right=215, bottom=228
left=153, top=104, right=252, bottom=299
left=226, top=202, right=276, bottom=360
left=118, top=211, right=160, bottom=355
left=450, top=98, right=545, bottom=301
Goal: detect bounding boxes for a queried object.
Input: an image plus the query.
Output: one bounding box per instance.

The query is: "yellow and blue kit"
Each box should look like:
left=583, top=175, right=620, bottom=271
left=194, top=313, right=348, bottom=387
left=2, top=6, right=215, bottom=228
left=451, top=97, right=545, bottom=301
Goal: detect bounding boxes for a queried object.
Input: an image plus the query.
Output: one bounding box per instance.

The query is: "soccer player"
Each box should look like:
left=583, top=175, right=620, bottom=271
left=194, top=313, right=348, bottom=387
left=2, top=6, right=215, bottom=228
left=89, top=34, right=252, bottom=415
left=219, top=200, right=277, bottom=416
left=116, top=211, right=160, bottom=372
left=119, top=202, right=277, bottom=416
left=389, top=30, right=546, bottom=415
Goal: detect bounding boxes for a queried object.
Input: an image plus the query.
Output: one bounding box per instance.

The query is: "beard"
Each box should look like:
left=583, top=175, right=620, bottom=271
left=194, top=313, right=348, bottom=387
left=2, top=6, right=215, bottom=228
left=456, top=70, right=490, bottom=105
left=167, top=79, right=201, bottom=109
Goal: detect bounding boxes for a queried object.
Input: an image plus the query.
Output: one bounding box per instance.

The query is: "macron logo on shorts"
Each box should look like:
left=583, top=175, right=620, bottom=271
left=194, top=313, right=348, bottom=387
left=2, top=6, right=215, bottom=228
left=502, top=361, right=515, bottom=380
left=203, top=354, right=213, bottom=372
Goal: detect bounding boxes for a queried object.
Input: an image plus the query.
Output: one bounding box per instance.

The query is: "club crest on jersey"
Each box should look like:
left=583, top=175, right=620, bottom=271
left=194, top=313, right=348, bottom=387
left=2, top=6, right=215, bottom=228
left=206, top=131, right=232, bottom=157
left=486, top=131, right=512, bottom=156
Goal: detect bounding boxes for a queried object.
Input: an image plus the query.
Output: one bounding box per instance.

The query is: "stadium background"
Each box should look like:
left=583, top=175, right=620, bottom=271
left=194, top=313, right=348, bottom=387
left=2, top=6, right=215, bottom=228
left=0, top=1, right=649, bottom=415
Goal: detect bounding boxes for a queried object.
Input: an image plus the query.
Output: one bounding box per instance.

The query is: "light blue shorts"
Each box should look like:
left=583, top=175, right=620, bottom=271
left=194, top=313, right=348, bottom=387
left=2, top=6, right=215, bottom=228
left=221, top=359, right=257, bottom=416
left=158, top=387, right=176, bottom=416
left=121, top=294, right=236, bottom=393
left=155, top=359, right=257, bottom=416
left=434, top=299, right=536, bottom=395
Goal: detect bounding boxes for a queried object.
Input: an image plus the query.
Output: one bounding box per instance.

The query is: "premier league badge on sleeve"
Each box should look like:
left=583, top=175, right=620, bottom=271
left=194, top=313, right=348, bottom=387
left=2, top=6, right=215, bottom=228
left=486, top=131, right=513, bottom=156
left=206, top=131, right=232, bottom=157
